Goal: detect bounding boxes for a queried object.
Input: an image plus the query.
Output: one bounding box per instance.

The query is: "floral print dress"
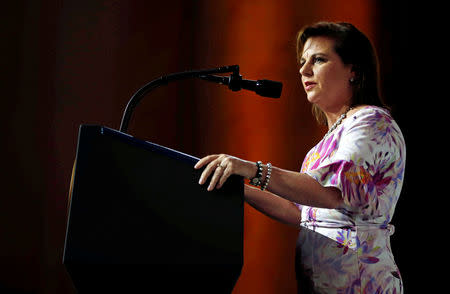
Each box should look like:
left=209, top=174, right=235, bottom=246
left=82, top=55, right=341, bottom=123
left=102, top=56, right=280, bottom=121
left=295, top=106, right=405, bottom=293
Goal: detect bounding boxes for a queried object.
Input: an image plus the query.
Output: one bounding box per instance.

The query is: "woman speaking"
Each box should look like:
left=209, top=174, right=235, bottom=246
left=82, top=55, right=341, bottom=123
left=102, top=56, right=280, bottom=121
left=195, top=22, right=405, bottom=293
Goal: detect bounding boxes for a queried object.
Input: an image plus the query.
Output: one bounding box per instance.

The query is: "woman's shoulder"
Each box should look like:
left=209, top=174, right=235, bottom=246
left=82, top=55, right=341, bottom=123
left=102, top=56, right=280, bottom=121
left=347, top=105, right=392, bottom=122
left=343, top=105, right=405, bottom=150
left=343, top=105, right=398, bottom=133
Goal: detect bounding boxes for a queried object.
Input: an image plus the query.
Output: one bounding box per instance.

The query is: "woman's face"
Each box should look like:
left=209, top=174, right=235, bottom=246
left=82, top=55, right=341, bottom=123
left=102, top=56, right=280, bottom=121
left=299, top=36, right=354, bottom=111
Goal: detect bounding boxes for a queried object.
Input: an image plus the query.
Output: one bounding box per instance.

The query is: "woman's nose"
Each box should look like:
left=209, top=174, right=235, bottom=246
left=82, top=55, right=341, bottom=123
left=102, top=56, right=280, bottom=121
left=299, top=61, right=312, bottom=77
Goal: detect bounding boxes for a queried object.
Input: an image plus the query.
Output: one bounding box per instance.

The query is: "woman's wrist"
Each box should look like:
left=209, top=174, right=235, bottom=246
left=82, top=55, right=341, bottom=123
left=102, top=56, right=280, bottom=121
left=248, top=161, right=272, bottom=191
left=261, top=163, right=272, bottom=191
left=248, top=161, right=262, bottom=183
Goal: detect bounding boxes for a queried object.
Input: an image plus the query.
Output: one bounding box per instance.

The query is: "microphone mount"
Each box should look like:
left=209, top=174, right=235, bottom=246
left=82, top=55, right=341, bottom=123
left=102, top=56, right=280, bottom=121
left=199, top=73, right=282, bottom=98
left=198, top=72, right=243, bottom=92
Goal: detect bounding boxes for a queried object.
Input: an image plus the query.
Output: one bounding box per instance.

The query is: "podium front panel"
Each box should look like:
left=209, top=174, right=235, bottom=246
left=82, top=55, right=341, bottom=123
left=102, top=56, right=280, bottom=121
left=63, top=125, right=244, bottom=292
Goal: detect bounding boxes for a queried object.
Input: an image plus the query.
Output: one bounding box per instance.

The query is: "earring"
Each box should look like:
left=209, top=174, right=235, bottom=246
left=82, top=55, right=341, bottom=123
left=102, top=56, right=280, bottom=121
left=349, top=77, right=355, bottom=83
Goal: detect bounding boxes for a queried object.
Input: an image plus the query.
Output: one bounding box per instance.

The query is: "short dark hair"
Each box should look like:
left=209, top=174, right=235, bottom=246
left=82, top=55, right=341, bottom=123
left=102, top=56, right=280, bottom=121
left=296, top=22, right=387, bottom=125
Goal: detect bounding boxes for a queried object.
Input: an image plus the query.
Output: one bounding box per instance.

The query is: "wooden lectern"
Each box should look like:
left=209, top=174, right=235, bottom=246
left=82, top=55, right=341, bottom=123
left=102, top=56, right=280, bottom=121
left=63, top=125, right=244, bottom=293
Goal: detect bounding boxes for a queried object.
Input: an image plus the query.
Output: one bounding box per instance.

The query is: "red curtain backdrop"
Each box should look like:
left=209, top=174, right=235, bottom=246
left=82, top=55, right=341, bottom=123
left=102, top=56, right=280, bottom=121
left=3, top=1, right=412, bottom=293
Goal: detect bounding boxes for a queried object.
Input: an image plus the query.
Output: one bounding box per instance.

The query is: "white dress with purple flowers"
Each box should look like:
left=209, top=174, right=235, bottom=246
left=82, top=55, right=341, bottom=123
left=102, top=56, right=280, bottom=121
left=295, top=106, right=405, bottom=293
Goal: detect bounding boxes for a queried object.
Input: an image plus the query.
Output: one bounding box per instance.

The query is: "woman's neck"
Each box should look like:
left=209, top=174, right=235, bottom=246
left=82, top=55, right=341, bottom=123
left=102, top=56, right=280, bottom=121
left=324, top=104, right=352, bottom=129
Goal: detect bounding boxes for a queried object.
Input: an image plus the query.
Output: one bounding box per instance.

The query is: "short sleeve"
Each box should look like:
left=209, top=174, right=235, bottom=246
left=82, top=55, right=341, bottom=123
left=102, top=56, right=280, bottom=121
left=304, top=108, right=399, bottom=215
left=306, top=159, right=377, bottom=214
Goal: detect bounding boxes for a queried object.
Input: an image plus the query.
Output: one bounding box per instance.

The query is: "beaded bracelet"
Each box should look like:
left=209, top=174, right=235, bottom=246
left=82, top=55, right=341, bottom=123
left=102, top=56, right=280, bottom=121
left=250, top=161, right=263, bottom=187
left=261, top=162, right=272, bottom=191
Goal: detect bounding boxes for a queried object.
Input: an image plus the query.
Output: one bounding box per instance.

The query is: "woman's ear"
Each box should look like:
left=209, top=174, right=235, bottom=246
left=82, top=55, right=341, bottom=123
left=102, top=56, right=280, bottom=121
left=350, top=65, right=359, bottom=83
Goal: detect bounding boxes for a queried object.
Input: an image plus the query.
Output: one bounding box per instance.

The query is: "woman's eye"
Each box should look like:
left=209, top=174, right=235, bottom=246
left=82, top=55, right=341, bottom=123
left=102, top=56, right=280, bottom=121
left=314, top=57, right=326, bottom=64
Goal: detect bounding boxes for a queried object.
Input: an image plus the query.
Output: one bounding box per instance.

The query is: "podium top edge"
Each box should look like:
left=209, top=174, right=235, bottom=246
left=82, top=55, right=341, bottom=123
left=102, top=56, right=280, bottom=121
left=78, top=124, right=200, bottom=165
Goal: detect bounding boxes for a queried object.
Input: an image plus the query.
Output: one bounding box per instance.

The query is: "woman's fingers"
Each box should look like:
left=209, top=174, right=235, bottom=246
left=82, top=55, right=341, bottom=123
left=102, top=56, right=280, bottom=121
left=217, top=164, right=233, bottom=189
left=198, top=156, right=221, bottom=185
left=195, top=154, right=229, bottom=190
left=195, top=155, right=218, bottom=185
left=207, top=163, right=225, bottom=191
left=195, top=154, right=249, bottom=191
left=194, top=154, right=217, bottom=170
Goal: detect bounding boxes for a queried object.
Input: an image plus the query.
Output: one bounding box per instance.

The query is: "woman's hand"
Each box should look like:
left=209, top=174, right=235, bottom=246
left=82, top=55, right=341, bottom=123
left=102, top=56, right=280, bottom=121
left=194, top=154, right=256, bottom=191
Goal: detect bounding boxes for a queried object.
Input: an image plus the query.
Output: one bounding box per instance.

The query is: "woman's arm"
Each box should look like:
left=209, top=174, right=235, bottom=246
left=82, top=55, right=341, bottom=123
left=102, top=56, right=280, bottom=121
left=265, top=166, right=343, bottom=209
left=244, top=184, right=301, bottom=228
left=195, top=154, right=343, bottom=210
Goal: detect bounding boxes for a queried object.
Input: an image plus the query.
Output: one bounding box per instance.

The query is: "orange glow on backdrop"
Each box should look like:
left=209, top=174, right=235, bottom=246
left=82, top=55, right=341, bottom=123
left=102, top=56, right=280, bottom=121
left=220, top=2, right=299, bottom=293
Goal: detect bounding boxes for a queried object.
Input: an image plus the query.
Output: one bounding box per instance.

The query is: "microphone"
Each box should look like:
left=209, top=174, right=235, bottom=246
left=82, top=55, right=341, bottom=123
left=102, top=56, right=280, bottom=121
left=199, top=73, right=282, bottom=98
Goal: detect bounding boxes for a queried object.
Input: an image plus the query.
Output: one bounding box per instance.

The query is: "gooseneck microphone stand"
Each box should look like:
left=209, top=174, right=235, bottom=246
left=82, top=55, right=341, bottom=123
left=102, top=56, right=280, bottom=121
left=119, top=65, right=240, bottom=133
left=119, top=64, right=282, bottom=133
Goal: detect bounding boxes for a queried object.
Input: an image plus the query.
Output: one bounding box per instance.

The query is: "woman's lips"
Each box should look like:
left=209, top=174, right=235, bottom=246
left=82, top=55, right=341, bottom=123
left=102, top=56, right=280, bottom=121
left=304, top=81, right=317, bottom=91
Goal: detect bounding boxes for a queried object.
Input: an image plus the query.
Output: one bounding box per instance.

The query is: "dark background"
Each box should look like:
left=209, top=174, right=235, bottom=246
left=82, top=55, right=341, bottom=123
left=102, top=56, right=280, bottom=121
left=3, top=1, right=414, bottom=293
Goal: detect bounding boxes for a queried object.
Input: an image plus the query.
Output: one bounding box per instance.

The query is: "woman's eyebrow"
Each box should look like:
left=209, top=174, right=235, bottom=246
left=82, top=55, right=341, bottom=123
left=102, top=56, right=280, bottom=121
left=300, top=52, right=329, bottom=62
left=309, top=52, right=328, bottom=58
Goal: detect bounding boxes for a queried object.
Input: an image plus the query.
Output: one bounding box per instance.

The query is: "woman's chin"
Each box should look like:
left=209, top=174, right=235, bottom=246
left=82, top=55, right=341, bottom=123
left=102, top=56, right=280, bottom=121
left=306, top=94, right=319, bottom=104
